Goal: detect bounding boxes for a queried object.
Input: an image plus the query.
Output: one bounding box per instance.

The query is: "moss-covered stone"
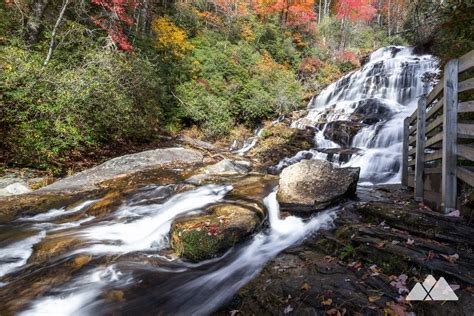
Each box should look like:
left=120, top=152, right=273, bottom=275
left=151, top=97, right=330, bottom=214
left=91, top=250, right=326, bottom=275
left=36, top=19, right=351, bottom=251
left=171, top=203, right=262, bottom=262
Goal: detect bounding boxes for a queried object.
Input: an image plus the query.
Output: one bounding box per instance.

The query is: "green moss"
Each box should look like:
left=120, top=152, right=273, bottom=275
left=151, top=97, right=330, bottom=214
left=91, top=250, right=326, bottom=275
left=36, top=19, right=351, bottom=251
left=174, top=228, right=222, bottom=261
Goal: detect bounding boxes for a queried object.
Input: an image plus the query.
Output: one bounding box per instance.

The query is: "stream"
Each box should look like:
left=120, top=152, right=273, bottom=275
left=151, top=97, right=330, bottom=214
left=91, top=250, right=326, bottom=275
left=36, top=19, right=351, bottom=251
left=0, top=46, right=438, bottom=315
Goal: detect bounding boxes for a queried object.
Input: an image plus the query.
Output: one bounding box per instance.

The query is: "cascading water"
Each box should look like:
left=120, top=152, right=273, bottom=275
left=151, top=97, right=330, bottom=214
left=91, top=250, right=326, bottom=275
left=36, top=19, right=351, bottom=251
left=289, top=46, right=439, bottom=184
left=0, top=46, right=438, bottom=315
left=1, top=182, right=336, bottom=315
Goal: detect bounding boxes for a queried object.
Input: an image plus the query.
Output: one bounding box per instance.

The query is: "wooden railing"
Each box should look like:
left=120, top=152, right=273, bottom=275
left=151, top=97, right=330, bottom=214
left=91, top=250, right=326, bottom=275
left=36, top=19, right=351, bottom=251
left=402, top=50, right=474, bottom=213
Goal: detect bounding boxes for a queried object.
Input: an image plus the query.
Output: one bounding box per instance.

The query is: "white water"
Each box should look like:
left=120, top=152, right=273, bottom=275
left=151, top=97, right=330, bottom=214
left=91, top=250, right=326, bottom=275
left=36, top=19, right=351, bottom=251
left=17, top=185, right=335, bottom=315
left=291, top=46, right=439, bottom=184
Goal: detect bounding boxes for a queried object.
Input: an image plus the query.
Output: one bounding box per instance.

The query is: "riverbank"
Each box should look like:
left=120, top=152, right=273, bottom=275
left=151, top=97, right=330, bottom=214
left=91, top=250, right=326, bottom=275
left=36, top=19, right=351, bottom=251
left=218, top=185, right=474, bottom=315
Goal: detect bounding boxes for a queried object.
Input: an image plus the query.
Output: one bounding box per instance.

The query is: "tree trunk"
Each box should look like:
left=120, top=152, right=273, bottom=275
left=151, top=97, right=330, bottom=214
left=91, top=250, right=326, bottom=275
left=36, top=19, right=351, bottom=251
left=25, top=0, right=50, bottom=45
left=44, top=0, right=69, bottom=66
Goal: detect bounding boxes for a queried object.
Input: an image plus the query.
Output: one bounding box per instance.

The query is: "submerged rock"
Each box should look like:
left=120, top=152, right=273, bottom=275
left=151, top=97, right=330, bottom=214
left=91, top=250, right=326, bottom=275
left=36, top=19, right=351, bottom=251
left=171, top=203, right=262, bottom=261
left=37, top=147, right=203, bottom=193
left=277, top=160, right=359, bottom=211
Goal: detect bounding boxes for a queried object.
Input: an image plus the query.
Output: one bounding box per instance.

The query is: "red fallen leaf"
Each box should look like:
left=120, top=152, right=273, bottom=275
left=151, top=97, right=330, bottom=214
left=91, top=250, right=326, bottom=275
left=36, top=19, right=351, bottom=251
left=466, top=286, right=474, bottom=293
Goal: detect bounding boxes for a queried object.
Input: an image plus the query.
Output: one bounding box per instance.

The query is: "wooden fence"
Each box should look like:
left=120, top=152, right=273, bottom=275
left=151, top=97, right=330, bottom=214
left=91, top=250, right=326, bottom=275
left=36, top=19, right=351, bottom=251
left=402, top=50, right=474, bottom=213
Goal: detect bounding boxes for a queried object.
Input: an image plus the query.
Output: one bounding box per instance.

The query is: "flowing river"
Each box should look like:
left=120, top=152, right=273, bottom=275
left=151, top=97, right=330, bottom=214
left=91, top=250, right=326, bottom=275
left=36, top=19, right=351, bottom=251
left=0, top=46, right=438, bottom=315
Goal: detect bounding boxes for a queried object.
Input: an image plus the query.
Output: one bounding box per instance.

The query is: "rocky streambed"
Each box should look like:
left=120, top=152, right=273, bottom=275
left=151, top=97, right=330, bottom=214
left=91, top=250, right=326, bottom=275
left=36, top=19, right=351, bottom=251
left=0, top=142, right=363, bottom=315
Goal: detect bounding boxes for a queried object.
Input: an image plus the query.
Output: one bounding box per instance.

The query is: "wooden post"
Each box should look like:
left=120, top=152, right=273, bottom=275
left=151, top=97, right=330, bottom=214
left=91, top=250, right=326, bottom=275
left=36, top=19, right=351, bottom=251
left=402, top=117, right=409, bottom=188
left=414, top=96, right=426, bottom=202
left=442, top=59, right=459, bottom=213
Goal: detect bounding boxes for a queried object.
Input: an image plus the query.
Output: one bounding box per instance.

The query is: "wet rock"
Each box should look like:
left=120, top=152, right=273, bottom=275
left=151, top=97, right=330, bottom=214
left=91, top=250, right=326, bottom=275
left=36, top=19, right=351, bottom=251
left=350, top=98, right=393, bottom=125
left=0, top=193, right=82, bottom=223
left=249, top=123, right=314, bottom=169
left=28, top=234, right=86, bottom=264
left=229, top=174, right=279, bottom=202
left=322, top=120, right=365, bottom=147
left=277, top=160, right=359, bottom=211
left=85, top=191, right=124, bottom=217
left=38, top=147, right=203, bottom=193
left=186, top=159, right=251, bottom=185
left=71, top=255, right=92, bottom=269
left=319, top=148, right=361, bottom=164
left=171, top=203, right=262, bottom=261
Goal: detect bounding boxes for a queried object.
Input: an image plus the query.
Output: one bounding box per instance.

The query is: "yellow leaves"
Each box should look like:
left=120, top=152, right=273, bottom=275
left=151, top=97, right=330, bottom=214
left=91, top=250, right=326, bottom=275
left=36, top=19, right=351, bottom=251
left=152, top=17, right=193, bottom=59
left=241, top=25, right=255, bottom=42
left=322, top=298, right=333, bottom=305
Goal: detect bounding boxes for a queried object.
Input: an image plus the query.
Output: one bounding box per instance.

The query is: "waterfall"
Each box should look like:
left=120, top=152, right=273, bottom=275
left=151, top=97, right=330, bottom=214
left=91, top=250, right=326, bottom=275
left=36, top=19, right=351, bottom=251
left=291, top=46, right=439, bottom=184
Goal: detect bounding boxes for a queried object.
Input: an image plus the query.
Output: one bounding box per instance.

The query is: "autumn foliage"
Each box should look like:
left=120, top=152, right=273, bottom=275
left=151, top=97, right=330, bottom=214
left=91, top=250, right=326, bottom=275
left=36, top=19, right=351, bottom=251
left=252, top=0, right=317, bottom=29
left=336, top=0, right=377, bottom=22
left=91, top=0, right=138, bottom=51
left=152, top=17, right=194, bottom=58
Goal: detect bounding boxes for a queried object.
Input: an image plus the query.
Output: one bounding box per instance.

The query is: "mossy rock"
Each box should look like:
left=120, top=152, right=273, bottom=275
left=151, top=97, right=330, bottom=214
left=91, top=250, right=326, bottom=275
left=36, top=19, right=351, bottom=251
left=170, top=203, right=262, bottom=262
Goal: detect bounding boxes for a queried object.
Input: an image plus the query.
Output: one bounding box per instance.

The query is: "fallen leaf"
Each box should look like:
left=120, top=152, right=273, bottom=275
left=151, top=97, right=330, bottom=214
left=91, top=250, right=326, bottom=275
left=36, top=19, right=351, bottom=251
left=347, top=261, right=363, bottom=270
left=385, top=302, right=409, bottom=316
left=390, top=274, right=409, bottom=294
left=391, top=240, right=400, bottom=245
left=284, top=304, right=294, bottom=314
left=301, top=282, right=311, bottom=291
left=466, top=286, right=474, bottom=293
left=406, top=239, right=414, bottom=245
left=368, top=295, right=381, bottom=302
left=440, top=253, right=459, bottom=263
left=369, top=264, right=381, bottom=276
left=229, top=310, right=240, bottom=316
left=322, top=298, right=333, bottom=305
left=376, top=240, right=387, bottom=248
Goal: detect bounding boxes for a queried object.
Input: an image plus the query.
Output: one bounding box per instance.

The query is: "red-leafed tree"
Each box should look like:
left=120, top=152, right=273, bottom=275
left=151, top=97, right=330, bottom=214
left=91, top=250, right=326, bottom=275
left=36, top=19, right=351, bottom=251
left=336, top=0, right=377, bottom=23
left=91, top=0, right=138, bottom=51
left=252, top=0, right=317, bottom=30
left=336, top=0, right=376, bottom=49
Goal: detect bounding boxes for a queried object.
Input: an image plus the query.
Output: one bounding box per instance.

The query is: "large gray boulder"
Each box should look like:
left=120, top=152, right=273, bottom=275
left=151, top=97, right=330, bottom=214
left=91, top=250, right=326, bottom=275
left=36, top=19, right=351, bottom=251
left=277, top=160, right=359, bottom=211
left=39, top=147, right=204, bottom=193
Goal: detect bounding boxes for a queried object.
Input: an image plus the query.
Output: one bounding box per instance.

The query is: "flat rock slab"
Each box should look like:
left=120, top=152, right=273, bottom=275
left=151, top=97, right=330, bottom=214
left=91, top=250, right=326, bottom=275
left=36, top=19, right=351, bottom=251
left=38, top=147, right=203, bottom=193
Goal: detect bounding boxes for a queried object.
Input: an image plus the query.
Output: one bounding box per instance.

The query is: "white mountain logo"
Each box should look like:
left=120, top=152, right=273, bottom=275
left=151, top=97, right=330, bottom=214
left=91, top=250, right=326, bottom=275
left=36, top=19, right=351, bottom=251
left=406, top=275, right=458, bottom=301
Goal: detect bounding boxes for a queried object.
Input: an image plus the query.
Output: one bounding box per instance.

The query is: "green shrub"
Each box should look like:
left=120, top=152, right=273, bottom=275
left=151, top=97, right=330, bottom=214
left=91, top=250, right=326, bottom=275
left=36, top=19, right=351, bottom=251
left=0, top=42, right=162, bottom=168
left=175, top=32, right=303, bottom=137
